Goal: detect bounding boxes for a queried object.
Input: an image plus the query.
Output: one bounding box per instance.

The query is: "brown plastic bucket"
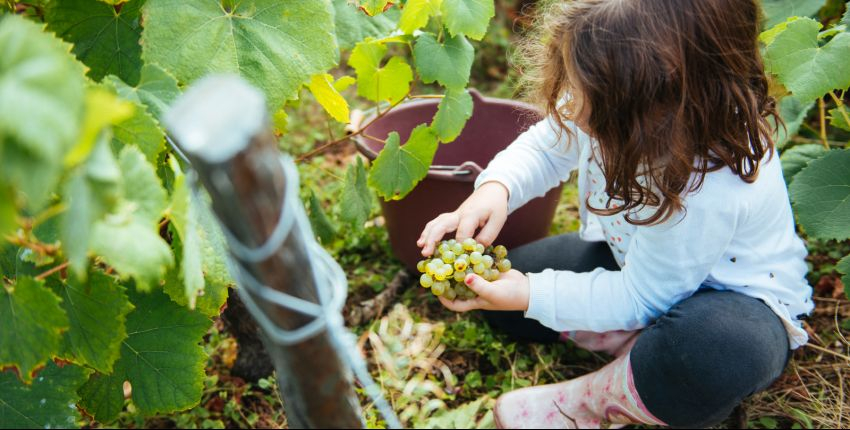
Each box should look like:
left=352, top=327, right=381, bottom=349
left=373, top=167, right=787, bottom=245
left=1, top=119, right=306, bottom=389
left=355, top=90, right=563, bottom=270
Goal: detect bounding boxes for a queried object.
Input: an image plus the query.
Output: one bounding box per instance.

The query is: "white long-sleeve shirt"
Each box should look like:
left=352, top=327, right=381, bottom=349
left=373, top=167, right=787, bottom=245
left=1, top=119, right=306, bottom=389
left=475, top=117, right=813, bottom=349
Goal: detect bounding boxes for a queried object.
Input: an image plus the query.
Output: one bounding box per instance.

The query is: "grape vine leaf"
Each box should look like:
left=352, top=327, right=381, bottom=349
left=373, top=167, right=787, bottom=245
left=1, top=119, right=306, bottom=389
left=441, top=0, right=494, bottom=41
left=399, top=0, right=442, bottom=34
left=780, top=144, right=829, bottom=184
left=761, top=0, right=824, bottom=29
left=0, top=277, right=69, bottom=383
left=52, top=272, right=134, bottom=374
left=368, top=125, right=439, bottom=200
left=843, top=7, right=850, bottom=27
left=774, top=96, right=814, bottom=148
left=838, top=254, right=850, bottom=299
left=106, top=64, right=181, bottom=122
left=831, top=107, right=850, bottom=131
left=413, top=33, right=474, bottom=90
left=334, top=0, right=398, bottom=50
left=760, top=17, right=799, bottom=47
left=764, top=18, right=850, bottom=102
left=432, top=88, right=473, bottom=143
left=90, top=147, right=172, bottom=291
left=0, top=14, right=86, bottom=209
left=349, top=39, right=413, bottom=104
left=142, top=0, right=338, bottom=109
left=167, top=164, right=231, bottom=316
left=45, top=0, right=144, bottom=85
left=309, top=192, right=337, bottom=243
left=360, top=0, right=393, bottom=16
left=789, top=148, right=850, bottom=240
left=0, top=361, right=92, bottom=429
left=62, top=134, right=123, bottom=277
left=308, top=74, right=351, bottom=124
left=340, top=157, right=372, bottom=228
left=78, top=288, right=211, bottom=422
left=112, top=102, right=165, bottom=165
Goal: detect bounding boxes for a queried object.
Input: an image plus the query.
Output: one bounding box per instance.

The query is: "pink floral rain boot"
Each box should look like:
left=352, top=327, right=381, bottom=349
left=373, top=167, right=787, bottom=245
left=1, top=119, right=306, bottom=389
left=493, top=352, right=666, bottom=429
left=561, top=330, right=640, bottom=357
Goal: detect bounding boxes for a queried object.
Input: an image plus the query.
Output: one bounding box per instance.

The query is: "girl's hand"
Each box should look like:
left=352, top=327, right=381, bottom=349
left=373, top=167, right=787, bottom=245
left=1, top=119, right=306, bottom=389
left=439, top=270, right=530, bottom=312
left=417, top=181, right=509, bottom=257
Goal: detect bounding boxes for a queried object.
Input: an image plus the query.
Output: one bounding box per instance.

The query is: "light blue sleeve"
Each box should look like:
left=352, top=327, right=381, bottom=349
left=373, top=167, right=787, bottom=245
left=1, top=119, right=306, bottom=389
left=474, top=116, right=584, bottom=212
left=524, top=194, right=742, bottom=332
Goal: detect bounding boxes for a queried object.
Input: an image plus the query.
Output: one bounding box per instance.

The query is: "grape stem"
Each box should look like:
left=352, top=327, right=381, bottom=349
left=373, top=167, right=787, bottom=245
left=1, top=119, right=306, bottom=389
left=34, top=261, right=69, bottom=281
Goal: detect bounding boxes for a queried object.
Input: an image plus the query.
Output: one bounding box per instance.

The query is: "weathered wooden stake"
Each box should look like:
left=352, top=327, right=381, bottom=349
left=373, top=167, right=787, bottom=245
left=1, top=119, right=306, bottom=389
left=165, top=76, right=364, bottom=429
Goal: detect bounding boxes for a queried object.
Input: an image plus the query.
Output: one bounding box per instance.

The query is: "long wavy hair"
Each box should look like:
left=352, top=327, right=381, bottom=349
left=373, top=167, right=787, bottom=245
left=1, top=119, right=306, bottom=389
left=518, top=0, right=780, bottom=225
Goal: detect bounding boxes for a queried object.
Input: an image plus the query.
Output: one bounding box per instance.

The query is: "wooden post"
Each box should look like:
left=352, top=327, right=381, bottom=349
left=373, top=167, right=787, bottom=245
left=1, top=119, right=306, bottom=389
left=164, top=76, right=364, bottom=429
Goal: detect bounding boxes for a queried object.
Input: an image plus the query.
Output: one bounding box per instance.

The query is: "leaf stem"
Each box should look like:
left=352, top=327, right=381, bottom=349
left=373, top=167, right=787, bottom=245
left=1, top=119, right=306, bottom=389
left=296, top=95, right=408, bottom=162
left=409, top=94, right=445, bottom=99
left=35, top=261, right=69, bottom=281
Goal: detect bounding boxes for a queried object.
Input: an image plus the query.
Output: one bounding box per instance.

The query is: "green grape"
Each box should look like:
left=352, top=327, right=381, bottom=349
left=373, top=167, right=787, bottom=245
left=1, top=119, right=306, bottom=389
left=447, top=238, right=457, bottom=246
left=494, top=245, right=508, bottom=259
left=486, top=269, right=500, bottom=282
left=496, top=258, right=512, bottom=273
left=434, top=266, right=448, bottom=281
left=432, top=281, right=448, bottom=296
left=474, top=243, right=485, bottom=253
left=469, top=251, right=483, bottom=265
left=417, top=260, right=427, bottom=273
left=441, top=250, right=456, bottom=263
left=444, top=287, right=458, bottom=301
left=442, top=263, right=454, bottom=277
left=420, top=274, right=433, bottom=288
left=438, top=243, right=451, bottom=256
left=462, top=237, right=477, bottom=251
left=451, top=242, right=464, bottom=255
left=454, top=257, right=469, bottom=272
left=453, top=270, right=467, bottom=283
left=426, top=260, right=439, bottom=276
left=473, top=262, right=486, bottom=275
left=482, top=255, right=494, bottom=269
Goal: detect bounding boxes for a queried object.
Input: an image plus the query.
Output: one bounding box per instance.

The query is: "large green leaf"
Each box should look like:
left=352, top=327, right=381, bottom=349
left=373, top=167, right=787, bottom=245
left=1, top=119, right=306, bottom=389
left=413, top=33, right=473, bottom=90
left=780, top=144, right=829, bottom=184
left=441, top=0, right=494, bottom=41
left=368, top=125, right=438, bottom=200
left=106, top=64, right=181, bottom=122
left=349, top=39, right=413, bottom=104
left=334, top=0, right=398, bottom=50
left=142, top=0, right=338, bottom=109
left=111, top=94, right=165, bottom=164
left=764, top=18, right=850, bottom=101
left=0, top=361, right=92, bottom=429
left=90, top=147, right=172, bottom=290
left=398, top=0, right=441, bottom=34
left=0, top=14, right=85, bottom=209
left=761, top=0, right=824, bottom=29
left=774, top=95, right=813, bottom=148
left=432, top=88, right=473, bottom=143
left=53, top=273, right=134, bottom=374
left=62, top=134, right=122, bottom=277
left=789, top=149, right=850, bottom=240
left=78, top=288, right=210, bottom=422
left=0, top=277, right=69, bottom=383
left=45, top=0, right=144, bottom=85
left=340, top=157, right=372, bottom=228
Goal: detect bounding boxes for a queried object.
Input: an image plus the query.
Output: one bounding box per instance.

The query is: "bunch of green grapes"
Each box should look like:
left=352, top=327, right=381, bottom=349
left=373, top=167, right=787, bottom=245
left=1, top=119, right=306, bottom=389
left=417, top=238, right=512, bottom=300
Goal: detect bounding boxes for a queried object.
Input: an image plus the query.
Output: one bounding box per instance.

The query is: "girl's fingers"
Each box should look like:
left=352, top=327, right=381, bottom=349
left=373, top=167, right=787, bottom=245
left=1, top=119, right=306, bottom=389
left=439, top=296, right=486, bottom=313
left=422, top=215, right=458, bottom=256
left=464, top=274, right=495, bottom=299
left=474, top=212, right=506, bottom=246
left=455, top=213, right=481, bottom=241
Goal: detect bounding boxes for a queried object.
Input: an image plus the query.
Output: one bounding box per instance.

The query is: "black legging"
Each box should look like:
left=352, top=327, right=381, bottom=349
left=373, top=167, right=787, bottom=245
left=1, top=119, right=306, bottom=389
left=484, top=233, right=790, bottom=428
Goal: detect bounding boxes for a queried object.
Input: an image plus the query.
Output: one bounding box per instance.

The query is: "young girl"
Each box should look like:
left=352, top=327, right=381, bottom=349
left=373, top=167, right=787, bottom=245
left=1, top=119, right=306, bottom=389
left=416, top=0, right=813, bottom=428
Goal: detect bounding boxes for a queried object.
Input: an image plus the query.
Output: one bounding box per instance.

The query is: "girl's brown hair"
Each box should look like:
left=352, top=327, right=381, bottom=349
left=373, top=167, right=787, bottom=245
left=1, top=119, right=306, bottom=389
left=520, top=0, right=779, bottom=225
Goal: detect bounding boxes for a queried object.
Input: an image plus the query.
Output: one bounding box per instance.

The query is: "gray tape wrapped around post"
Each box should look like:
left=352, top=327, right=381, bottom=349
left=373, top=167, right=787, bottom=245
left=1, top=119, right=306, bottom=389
left=164, top=75, right=401, bottom=429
